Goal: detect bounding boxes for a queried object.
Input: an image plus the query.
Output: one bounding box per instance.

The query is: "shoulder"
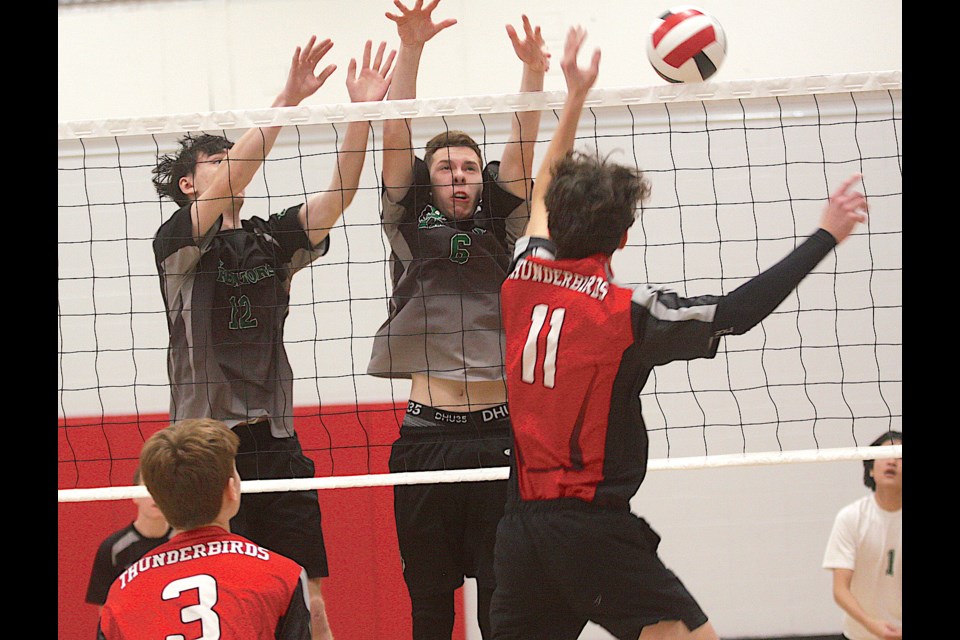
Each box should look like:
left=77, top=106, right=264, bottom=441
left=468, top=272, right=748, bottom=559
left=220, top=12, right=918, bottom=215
left=835, top=495, right=872, bottom=524
left=154, top=204, right=194, bottom=239
left=511, top=235, right=556, bottom=265
left=483, top=160, right=502, bottom=180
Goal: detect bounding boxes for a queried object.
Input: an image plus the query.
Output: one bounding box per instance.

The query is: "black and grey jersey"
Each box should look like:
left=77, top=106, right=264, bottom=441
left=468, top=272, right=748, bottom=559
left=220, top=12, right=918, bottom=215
left=85, top=523, right=173, bottom=606
left=367, top=158, right=529, bottom=381
left=153, top=204, right=328, bottom=438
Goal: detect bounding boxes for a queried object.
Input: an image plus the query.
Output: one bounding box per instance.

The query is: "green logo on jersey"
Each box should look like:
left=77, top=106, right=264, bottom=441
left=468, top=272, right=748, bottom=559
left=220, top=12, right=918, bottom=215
left=418, top=205, right=446, bottom=229
left=216, top=261, right=277, bottom=287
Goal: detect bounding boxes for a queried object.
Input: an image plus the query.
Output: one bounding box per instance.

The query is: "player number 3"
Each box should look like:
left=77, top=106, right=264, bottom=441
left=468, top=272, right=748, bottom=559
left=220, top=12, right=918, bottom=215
left=161, top=573, right=221, bottom=639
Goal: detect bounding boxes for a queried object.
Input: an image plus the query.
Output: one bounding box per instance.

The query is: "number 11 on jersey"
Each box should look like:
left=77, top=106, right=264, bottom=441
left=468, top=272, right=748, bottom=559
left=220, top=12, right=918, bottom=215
left=522, top=304, right=566, bottom=389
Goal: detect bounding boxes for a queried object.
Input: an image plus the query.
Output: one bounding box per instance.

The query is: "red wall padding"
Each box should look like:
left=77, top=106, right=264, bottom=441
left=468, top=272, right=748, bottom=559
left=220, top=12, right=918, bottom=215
left=58, top=404, right=467, bottom=640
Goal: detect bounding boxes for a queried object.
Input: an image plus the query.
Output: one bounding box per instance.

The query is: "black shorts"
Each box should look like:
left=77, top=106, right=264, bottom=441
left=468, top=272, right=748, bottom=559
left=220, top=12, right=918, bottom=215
left=388, top=402, right=512, bottom=596
left=490, top=499, right=709, bottom=640
left=230, top=420, right=329, bottom=579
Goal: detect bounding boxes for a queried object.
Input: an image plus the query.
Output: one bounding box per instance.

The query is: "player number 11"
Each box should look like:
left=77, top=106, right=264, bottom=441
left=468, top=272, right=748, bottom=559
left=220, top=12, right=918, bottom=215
left=522, top=304, right=566, bottom=389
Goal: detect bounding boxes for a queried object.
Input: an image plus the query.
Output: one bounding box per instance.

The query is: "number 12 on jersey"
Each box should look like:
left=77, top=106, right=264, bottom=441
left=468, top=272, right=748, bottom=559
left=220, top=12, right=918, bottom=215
left=522, top=304, right=566, bottom=389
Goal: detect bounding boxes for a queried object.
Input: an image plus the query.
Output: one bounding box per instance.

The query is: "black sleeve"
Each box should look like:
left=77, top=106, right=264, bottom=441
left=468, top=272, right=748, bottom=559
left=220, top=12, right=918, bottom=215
left=275, top=576, right=312, bottom=640
left=712, top=228, right=837, bottom=336
left=383, top=157, right=431, bottom=224
left=84, top=540, right=114, bottom=606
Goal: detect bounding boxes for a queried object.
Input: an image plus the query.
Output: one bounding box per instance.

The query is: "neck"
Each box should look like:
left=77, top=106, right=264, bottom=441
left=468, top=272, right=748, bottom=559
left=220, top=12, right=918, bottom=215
left=873, top=486, right=902, bottom=512
left=219, top=210, right=241, bottom=230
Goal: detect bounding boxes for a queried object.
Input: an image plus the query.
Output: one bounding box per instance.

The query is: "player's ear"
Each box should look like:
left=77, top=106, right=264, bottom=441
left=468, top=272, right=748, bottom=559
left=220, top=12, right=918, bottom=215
left=226, top=474, right=241, bottom=502
left=179, top=174, right=196, bottom=198
left=618, top=230, right=629, bottom=250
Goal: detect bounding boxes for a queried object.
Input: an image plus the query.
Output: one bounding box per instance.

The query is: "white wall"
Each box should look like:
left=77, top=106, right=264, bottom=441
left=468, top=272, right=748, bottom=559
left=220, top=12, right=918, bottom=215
left=58, top=3, right=902, bottom=638
left=58, top=0, right=902, bottom=122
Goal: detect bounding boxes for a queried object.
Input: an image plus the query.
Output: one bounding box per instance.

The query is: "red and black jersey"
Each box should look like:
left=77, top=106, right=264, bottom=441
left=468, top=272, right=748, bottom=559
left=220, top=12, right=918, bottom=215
left=97, top=526, right=311, bottom=640
left=501, top=230, right=837, bottom=505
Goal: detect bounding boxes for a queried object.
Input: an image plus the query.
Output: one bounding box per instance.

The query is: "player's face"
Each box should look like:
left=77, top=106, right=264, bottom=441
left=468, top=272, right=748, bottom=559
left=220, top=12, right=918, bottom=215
left=184, top=151, right=245, bottom=211
left=871, top=439, right=902, bottom=490
left=133, top=492, right=166, bottom=521
left=428, top=147, right=483, bottom=220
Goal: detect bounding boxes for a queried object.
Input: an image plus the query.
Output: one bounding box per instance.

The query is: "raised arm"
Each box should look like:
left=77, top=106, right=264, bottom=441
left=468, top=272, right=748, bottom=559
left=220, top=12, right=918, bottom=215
left=526, top=27, right=600, bottom=239
left=190, top=36, right=337, bottom=239
left=382, top=0, right=457, bottom=203
left=498, top=15, right=550, bottom=200
left=299, top=40, right=396, bottom=247
left=711, top=174, right=868, bottom=336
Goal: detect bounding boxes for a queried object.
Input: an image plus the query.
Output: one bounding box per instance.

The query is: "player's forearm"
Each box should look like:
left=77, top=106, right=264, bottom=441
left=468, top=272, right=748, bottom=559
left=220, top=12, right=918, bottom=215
left=525, top=87, right=588, bottom=238
left=387, top=42, right=423, bottom=101
left=327, top=120, right=371, bottom=210
left=834, top=582, right=883, bottom=635
left=500, top=64, right=546, bottom=198
left=712, top=229, right=835, bottom=336
left=381, top=44, right=422, bottom=199
left=302, top=120, right=370, bottom=244
left=533, top=87, right=587, bottom=200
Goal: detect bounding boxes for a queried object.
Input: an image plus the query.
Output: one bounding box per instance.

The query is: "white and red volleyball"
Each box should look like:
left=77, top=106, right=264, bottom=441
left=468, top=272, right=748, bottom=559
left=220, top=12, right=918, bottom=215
left=647, top=7, right=726, bottom=83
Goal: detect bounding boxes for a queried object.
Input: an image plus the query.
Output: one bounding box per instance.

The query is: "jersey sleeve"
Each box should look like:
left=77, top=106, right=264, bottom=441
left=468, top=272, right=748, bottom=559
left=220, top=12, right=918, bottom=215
left=153, top=205, right=223, bottom=314
left=508, top=235, right=557, bottom=273
left=265, top=205, right=330, bottom=273
left=822, top=503, right=858, bottom=570
left=274, top=568, right=313, bottom=640
left=381, top=157, right=431, bottom=225
left=153, top=204, right=221, bottom=264
left=483, top=160, right=530, bottom=252
left=712, top=228, right=837, bottom=336
left=631, top=285, right=723, bottom=365
left=84, top=539, right=115, bottom=606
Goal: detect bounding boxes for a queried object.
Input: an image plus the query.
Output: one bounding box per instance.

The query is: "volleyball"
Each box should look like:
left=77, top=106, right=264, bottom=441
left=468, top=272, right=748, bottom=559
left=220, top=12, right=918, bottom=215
left=647, top=6, right=726, bottom=83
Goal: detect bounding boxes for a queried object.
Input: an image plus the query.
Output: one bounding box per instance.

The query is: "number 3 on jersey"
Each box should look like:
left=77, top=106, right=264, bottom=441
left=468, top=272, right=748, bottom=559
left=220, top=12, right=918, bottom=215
left=522, top=304, right=566, bottom=389
left=162, top=574, right=221, bottom=639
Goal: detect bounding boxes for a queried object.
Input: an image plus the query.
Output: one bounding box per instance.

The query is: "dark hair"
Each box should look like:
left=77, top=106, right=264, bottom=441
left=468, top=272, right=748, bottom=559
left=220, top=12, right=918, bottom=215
left=139, top=418, right=240, bottom=530
left=545, top=151, right=651, bottom=260
left=423, top=130, right=483, bottom=170
left=152, top=133, right=234, bottom=208
left=863, top=430, right=902, bottom=491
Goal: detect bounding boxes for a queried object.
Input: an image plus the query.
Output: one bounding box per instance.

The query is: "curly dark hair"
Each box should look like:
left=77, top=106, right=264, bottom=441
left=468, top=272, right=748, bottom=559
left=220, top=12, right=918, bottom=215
left=545, top=151, right=651, bottom=260
left=152, top=133, right=234, bottom=208
left=863, top=430, right=902, bottom=491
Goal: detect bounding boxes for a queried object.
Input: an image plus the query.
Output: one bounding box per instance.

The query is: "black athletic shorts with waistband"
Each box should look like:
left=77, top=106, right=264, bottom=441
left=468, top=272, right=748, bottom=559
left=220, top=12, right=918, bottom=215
left=388, top=401, right=512, bottom=597
left=230, top=420, right=329, bottom=579
left=490, top=498, right=709, bottom=640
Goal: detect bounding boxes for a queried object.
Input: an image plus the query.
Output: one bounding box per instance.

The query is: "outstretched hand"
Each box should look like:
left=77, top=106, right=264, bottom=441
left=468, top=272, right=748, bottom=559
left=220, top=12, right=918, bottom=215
left=347, top=40, right=397, bottom=103
left=386, top=0, right=457, bottom=47
left=560, top=26, right=601, bottom=97
left=279, top=36, right=338, bottom=107
left=506, top=15, right=550, bottom=73
left=819, top=173, right=869, bottom=243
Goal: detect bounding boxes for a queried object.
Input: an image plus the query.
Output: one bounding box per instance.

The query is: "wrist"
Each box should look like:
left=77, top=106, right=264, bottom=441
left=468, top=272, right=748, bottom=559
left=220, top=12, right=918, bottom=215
left=272, top=93, right=299, bottom=109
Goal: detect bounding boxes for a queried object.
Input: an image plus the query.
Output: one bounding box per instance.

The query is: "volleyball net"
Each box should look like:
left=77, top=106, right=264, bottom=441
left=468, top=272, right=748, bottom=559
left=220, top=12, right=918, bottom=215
left=58, top=71, right=902, bottom=502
